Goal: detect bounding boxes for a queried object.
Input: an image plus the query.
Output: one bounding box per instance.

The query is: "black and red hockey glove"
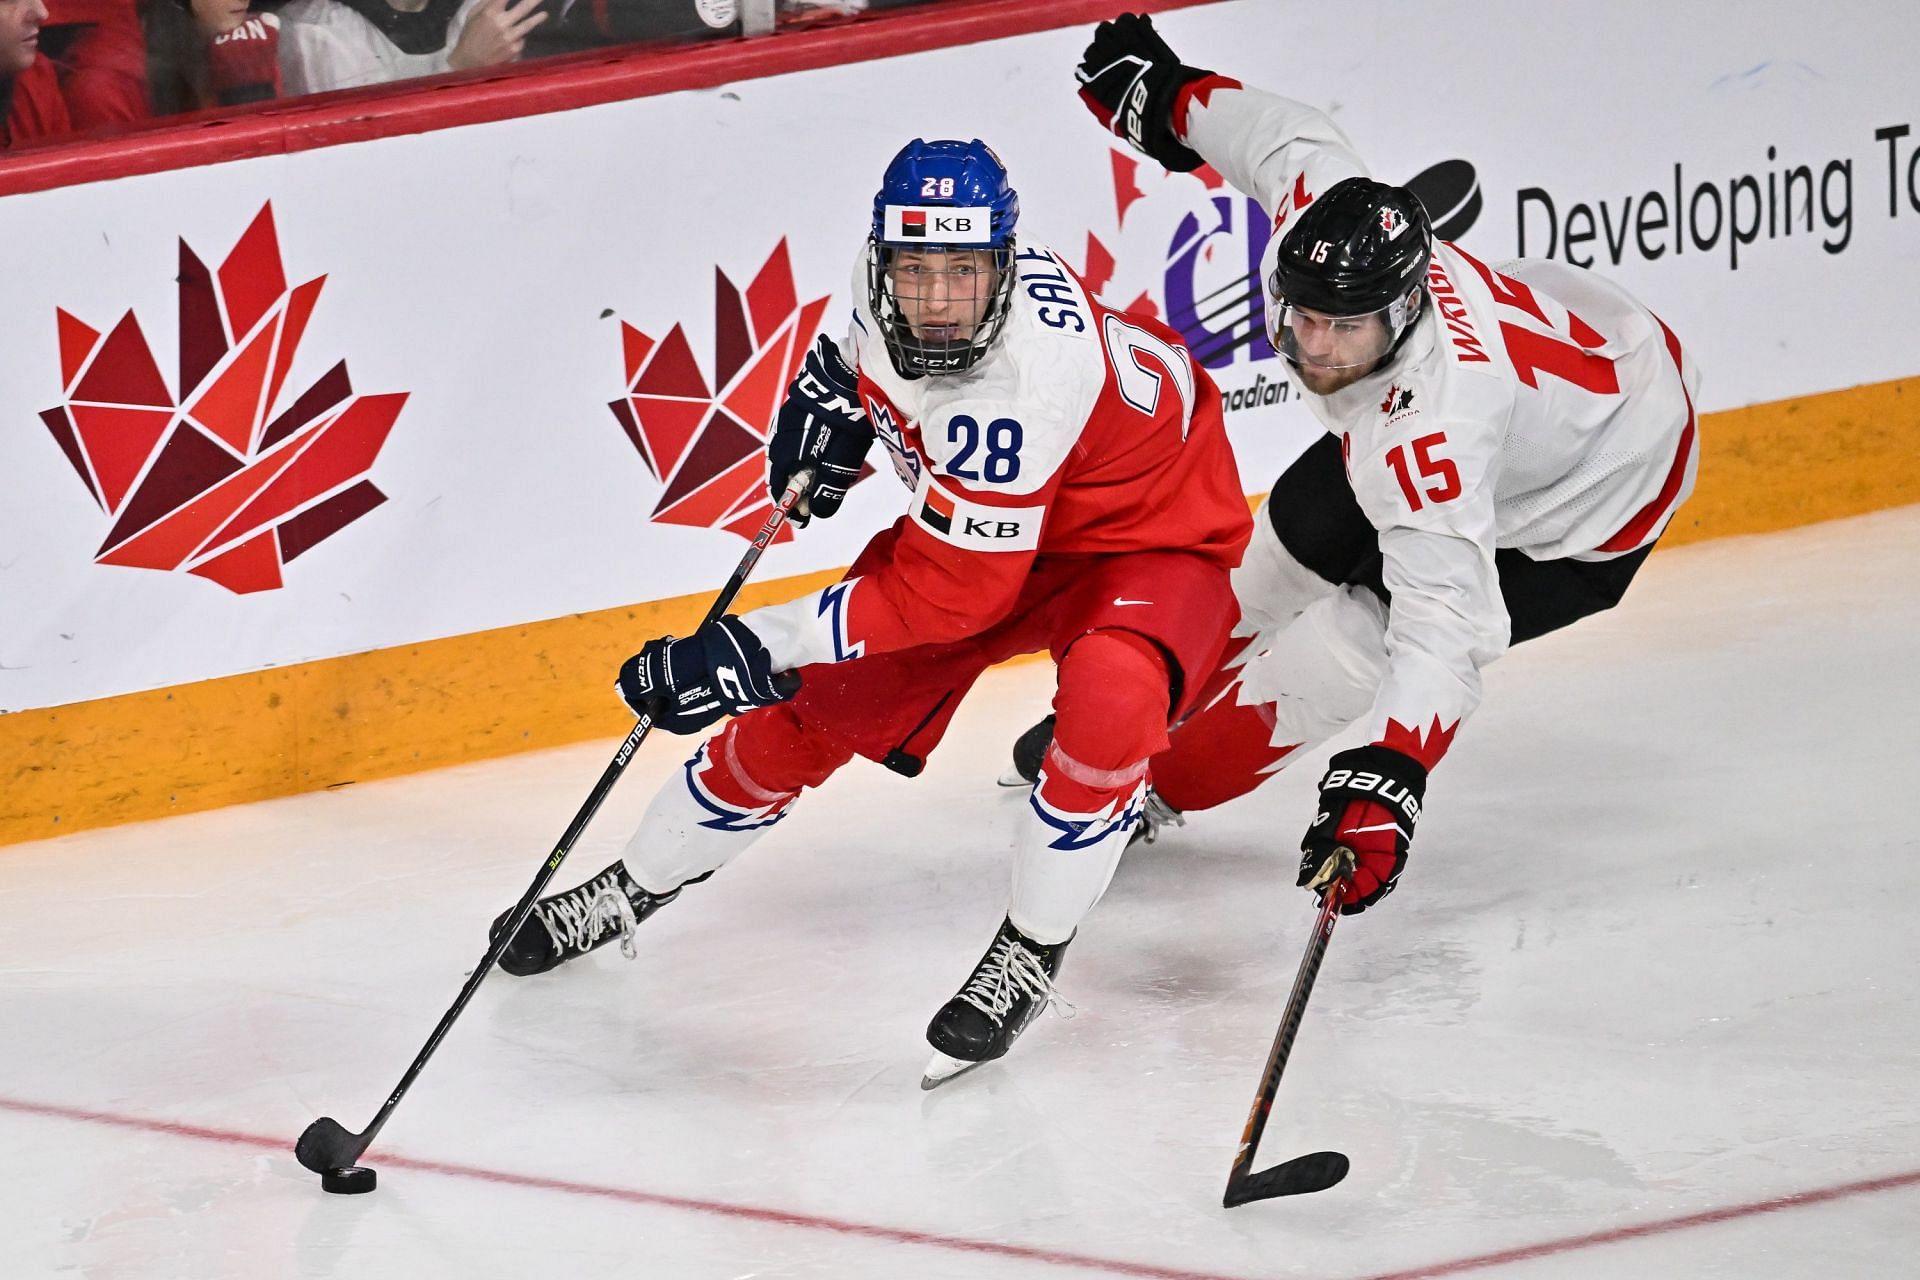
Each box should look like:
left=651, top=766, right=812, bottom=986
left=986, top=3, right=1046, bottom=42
left=1073, top=12, right=1212, bottom=173
left=1297, top=744, right=1428, bottom=915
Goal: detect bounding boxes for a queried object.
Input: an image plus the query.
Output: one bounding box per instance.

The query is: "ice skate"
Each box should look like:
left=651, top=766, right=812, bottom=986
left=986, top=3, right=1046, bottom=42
left=922, top=917, right=1072, bottom=1088
left=997, top=715, right=1055, bottom=787
left=490, top=860, right=695, bottom=977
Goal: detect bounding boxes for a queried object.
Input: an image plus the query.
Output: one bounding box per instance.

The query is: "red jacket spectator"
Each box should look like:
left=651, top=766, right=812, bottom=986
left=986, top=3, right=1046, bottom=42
left=49, top=0, right=148, bottom=127
left=3, top=0, right=147, bottom=148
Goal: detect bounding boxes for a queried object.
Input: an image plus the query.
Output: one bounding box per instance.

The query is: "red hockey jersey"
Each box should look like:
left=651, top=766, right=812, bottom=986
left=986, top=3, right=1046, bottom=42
left=744, top=243, right=1251, bottom=669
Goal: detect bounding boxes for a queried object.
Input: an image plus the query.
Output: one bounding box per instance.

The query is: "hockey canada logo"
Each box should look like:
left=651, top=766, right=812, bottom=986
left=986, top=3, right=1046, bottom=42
left=608, top=241, right=845, bottom=544
left=39, top=204, right=407, bottom=594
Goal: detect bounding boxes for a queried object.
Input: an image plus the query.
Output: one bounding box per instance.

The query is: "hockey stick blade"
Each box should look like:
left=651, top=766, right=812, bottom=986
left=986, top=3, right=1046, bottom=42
left=1222, top=1149, right=1350, bottom=1206
left=295, top=1116, right=365, bottom=1174
left=1221, top=851, right=1355, bottom=1209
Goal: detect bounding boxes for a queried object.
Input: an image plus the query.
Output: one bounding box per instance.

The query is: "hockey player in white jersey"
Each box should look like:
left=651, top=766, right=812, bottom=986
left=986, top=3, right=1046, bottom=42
left=1059, top=14, right=1702, bottom=912
left=490, top=138, right=1252, bottom=1085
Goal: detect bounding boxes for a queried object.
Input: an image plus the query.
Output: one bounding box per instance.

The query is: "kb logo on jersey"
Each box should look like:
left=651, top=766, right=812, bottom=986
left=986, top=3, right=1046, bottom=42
left=914, top=479, right=1044, bottom=552
left=919, top=489, right=1021, bottom=540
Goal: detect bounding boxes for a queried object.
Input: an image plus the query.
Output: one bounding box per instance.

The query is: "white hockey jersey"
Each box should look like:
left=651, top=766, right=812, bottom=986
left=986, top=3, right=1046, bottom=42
left=744, top=243, right=1248, bottom=673
left=1182, top=81, right=1701, bottom=758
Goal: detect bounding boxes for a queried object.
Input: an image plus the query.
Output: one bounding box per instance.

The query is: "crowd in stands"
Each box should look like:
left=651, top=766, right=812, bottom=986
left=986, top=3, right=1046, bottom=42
left=2, top=0, right=935, bottom=151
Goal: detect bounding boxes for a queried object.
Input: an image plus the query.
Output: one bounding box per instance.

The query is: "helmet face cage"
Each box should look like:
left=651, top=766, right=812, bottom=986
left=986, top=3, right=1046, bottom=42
left=868, top=138, right=1021, bottom=379
left=867, top=242, right=1017, bottom=377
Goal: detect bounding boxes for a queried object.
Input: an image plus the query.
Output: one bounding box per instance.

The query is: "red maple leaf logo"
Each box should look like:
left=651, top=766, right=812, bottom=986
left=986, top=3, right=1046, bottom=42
left=39, top=204, right=406, bottom=594
left=608, top=241, right=839, bottom=544
left=1378, top=716, right=1462, bottom=771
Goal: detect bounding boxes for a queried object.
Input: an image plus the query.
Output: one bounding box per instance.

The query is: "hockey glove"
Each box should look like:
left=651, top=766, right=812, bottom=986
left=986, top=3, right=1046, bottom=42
left=616, top=616, right=797, bottom=735
left=769, top=334, right=873, bottom=526
left=1297, top=744, right=1428, bottom=915
left=1074, top=12, right=1211, bottom=173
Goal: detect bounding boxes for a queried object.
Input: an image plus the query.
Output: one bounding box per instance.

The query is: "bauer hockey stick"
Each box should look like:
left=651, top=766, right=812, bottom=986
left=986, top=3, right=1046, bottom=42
left=1222, top=847, right=1355, bottom=1207
left=295, top=469, right=814, bottom=1193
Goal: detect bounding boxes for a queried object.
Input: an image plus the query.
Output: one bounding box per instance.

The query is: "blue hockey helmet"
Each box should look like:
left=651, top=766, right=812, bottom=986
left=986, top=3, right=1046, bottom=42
left=867, top=138, right=1020, bottom=378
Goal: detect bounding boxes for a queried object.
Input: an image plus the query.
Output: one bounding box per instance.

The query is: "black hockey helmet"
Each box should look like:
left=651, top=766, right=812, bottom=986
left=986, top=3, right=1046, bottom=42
left=1265, top=177, right=1432, bottom=370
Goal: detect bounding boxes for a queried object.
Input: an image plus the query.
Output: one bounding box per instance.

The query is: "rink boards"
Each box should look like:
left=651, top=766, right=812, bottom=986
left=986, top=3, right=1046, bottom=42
left=2, top=0, right=1918, bottom=841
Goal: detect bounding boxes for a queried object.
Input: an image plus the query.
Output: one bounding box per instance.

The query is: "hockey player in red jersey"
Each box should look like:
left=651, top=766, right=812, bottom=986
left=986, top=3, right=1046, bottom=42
left=1058, top=14, right=1702, bottom=913
left=491, top=139, right=1252, bottom=1086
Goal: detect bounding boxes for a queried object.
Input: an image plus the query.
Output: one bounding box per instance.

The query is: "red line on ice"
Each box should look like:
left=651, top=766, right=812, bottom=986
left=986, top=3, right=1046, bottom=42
left=3, top=1092, right=1916, bottom=1280
left=1347, top=1166, right=1920, bottom=1280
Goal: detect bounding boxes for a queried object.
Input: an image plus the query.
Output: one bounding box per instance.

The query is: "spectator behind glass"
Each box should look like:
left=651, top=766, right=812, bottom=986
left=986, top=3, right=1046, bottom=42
left=4, top=0, right=149, bottom=146
left=277, top=0, right=543, bottom=95
left=143, top=0, right=283, bottom=114
left=2, top=0, right=60, bottom=147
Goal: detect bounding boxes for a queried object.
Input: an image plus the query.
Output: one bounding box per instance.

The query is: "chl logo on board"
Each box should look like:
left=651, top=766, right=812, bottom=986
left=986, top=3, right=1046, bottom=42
left=39, top=204, right=408, bottom=594
left=607, top=240, right=870, bottom=545
left=1072, top=149, right=1482, bottom=373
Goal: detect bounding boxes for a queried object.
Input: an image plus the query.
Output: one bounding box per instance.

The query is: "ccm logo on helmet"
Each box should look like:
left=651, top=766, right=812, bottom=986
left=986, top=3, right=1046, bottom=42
left=1321, top=767, right=1422, bottom=823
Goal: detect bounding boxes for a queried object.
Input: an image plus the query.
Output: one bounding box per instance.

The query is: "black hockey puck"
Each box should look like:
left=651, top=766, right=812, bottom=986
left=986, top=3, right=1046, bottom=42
left=321, top=1165, right=377, bottom=1195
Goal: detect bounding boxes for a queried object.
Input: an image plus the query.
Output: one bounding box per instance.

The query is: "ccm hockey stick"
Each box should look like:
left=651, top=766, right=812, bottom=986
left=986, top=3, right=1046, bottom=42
left=295, top=469, right=813, bottom=1193
left=1222, top=848, right=1355, bottom=1207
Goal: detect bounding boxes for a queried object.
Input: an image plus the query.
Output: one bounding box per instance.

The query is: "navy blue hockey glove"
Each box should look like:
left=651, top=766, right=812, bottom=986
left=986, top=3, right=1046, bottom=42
left=616, top=616, right=798, bottom=735
left=1074, top=12, right=1212, bottom=173
left=769, top=334, right=872, bottom=526
left=1297, top=744, right=1428, bottom=915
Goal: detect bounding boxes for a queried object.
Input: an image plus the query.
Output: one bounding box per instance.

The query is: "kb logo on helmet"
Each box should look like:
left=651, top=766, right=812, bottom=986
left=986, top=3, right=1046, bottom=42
left=885, top=205, right=995, bottom=244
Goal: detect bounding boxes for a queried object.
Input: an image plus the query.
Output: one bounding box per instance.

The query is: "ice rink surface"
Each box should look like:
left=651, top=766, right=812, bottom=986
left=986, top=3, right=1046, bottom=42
left=4, top=508, right=1918, bottom=1279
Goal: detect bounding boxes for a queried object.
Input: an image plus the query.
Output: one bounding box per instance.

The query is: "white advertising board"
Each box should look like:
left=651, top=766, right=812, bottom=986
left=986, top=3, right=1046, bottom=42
left=2, top=0, right=1916, bottom=713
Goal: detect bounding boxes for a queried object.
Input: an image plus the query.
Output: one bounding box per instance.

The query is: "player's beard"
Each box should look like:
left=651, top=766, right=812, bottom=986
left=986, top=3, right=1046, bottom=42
left=1293, top=361, right=1375, bottom=397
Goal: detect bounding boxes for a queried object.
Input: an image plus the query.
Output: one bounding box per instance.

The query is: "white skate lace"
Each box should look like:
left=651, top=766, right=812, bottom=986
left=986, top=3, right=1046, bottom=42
left=535, top=871, right=642, bottom=961
left=1135, top=788, right=1186, bottom=845
left=957, top=936, right=1072, bottom=1025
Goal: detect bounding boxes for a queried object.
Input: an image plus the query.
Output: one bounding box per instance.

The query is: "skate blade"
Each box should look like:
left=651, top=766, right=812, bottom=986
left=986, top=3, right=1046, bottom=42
left=995, top=766, right=1035, bottom=789
left=920, top=1050, right=988, bottom=1090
